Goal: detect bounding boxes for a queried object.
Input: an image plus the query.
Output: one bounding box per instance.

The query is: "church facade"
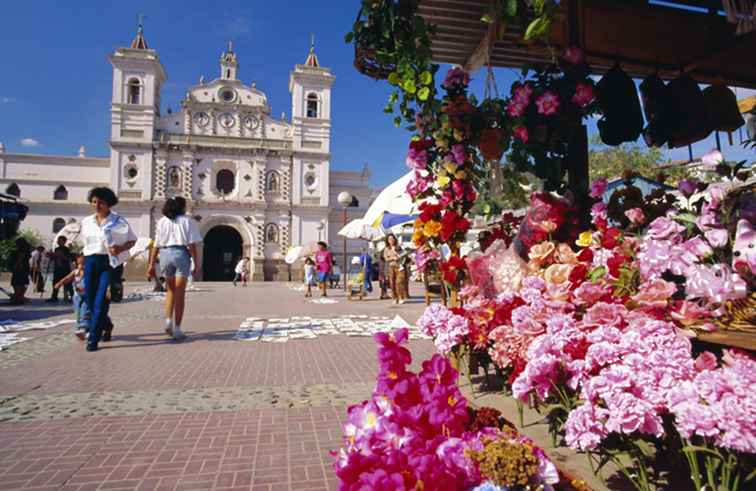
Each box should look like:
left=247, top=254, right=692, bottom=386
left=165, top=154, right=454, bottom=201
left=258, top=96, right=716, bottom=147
left=0, top=26, right=374, bottom=281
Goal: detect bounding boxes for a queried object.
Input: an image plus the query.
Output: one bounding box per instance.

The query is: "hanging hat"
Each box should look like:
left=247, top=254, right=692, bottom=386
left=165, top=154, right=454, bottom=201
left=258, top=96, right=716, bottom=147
left=703, top=84, right=745, bottom=133
left=639, top=74, right=674, bottom=147
left=667, top=73, right=711, bottom=148
left=596, top=64, right=644, bottom=146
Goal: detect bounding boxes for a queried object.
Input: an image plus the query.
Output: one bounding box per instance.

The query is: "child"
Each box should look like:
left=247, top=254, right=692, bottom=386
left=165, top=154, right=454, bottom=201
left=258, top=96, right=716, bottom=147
left=53, top=255, right=90, bottom=340
left=314, top=242, right=333, bottom=297
left=303, top=257, right=316, bottom=298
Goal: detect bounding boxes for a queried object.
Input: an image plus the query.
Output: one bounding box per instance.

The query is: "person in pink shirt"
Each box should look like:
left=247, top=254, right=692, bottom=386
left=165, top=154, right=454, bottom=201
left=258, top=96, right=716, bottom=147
left=314, top=241, right=333, bottom=297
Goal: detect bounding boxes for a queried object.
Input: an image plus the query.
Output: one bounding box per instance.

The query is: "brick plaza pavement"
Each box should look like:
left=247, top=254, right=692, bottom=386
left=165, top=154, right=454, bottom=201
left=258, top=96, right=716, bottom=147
left=0, top=282, right=435, bottom=490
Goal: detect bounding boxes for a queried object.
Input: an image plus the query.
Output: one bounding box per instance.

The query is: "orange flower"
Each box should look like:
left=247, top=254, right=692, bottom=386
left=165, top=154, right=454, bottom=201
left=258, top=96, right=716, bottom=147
left=556, top=243, right=578, bottom=264
left=423, top=220, right=442, bottom=238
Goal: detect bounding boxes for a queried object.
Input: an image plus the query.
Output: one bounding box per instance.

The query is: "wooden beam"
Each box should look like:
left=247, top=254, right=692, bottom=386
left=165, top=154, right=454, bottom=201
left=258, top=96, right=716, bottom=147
left=464, top=17, right=498, bottom=72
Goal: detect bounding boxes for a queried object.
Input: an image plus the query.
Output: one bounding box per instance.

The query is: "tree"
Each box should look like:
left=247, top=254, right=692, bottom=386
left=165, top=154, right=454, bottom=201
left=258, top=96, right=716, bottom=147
left=0, top=229, right=43, bottom=272
left=588, top=134, right=694, bottom=184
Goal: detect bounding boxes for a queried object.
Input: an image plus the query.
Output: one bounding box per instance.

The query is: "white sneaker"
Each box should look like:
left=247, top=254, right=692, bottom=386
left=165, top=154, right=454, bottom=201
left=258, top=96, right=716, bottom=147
left=172, top=326, right=186, bottom=341
left=164, top=319, right=174, bottom=336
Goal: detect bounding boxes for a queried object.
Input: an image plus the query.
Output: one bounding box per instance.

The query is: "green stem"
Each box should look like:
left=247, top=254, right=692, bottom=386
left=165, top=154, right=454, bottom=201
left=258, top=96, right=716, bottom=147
left=516, top=399, right=524, bottom=428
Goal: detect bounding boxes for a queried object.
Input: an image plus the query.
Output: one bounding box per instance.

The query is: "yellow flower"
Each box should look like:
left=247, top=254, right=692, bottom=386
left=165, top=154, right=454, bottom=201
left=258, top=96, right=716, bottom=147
left=455, top=170, right=467, bottom=179
left=423, top=220, right=442, bottom=238
left=436, top=175, right=451, bottom=188
left=443, top=161, right=458, bottom=175
left=453, top=129, right=464, bottom=141
left=412, top=229, right=425, bottom=245
left=576, top=231, right=593, bottom=248
left=436, top=138, right=449, bottom=150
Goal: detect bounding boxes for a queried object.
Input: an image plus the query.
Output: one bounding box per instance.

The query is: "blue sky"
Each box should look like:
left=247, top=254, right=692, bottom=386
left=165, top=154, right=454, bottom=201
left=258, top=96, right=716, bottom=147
left=0, top=0, right=752, bottom=187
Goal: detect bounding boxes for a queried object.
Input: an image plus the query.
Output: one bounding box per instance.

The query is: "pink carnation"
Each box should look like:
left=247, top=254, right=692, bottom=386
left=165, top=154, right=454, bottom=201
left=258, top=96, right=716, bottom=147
left=624, top=207, right=645, bottom=225
left=589, top=179, right=608, bottom=199
left=513, top=125, right=529, bottom=143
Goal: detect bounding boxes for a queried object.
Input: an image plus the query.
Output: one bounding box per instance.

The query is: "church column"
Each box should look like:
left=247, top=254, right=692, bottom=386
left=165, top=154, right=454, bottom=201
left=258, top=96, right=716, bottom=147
left=181, top=151, right=194, bottom=199
left=184, top=109, right=192, bottom=135
left=154, top=154, right=167, bottom=199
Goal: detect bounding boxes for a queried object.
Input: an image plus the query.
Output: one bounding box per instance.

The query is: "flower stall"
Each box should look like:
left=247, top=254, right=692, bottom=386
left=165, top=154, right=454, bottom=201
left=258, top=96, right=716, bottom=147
left=337, top=1, right=756, bottom=489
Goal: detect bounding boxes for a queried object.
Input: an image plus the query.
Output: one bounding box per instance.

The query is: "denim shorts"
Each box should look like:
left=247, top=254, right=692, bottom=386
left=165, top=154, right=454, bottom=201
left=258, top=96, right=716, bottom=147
left=160, top=247, right=191, bottom=278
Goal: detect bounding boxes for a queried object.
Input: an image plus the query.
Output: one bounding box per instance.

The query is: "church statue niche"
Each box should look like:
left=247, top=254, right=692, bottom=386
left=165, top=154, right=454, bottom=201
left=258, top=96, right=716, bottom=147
left=168, top=167, right=181, bottom=189
left=265, top=224, right=279, bottom=243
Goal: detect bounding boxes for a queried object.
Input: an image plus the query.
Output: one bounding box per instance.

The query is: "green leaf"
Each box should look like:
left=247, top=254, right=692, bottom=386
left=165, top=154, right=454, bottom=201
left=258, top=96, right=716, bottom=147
left=524, top=17, right=548, bottom=41
left=505, top=0, right=518, bottom=17
left=383, top=104, right=393, bottom=114
left=419, top=71, right=433, bottom=85
left=387, top=72, right=400, bottom=85
left=589, top=266, right=607, bottom=282
left=388, top=91, right=398, bottom=104
left=417, top=86, right=430, bottom=101
left=481, top=13, right=493, bottom=24
left=344, top=32, right=354, bottom=44
left=393, top=116, right=402, bottom=128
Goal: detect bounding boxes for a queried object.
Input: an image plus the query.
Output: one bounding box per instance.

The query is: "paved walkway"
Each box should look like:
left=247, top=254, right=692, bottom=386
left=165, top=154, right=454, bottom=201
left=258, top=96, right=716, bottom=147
left=0, top=282, right=434, bottom=490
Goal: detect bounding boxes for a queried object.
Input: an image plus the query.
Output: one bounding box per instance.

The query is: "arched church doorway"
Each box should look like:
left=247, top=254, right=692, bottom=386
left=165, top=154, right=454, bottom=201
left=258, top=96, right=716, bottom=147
left=202, top=225, right=243, bottom=281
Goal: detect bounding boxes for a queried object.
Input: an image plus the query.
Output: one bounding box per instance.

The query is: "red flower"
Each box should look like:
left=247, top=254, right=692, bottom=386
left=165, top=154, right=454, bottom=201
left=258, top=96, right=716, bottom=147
left=577, top=248, right=594, bottom=263
left=601, top=228, right=622, bottom=249
left=440, top=210, right=471, bottom=242
left=594, top=216, right=608, bottom=232
left=418, top=202, right=442, bottom=223
left=569, top=263, right=588, bottom=285
left=606, top=253, right=627, bottom=278
left=440, top=255, right=467, bottom=285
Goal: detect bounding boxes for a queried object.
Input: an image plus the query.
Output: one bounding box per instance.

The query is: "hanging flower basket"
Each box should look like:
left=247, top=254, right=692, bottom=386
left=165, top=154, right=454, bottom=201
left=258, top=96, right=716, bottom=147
left=353, top=45, right=396, bottom=80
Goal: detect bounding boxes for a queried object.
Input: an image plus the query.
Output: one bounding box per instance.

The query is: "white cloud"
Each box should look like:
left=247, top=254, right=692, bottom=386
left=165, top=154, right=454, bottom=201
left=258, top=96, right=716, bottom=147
left=20, top=138, right=40, bottom=147
left=0, top=97, right=16, bottom=104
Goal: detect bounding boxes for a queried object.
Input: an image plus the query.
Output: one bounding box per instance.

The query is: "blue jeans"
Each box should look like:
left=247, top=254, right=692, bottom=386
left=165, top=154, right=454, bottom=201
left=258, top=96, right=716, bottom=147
left=84, top=255, right=113, bottom=346
left=160, top=247, right=191, bottom=278
left=73, top=291, right=90, bottom=329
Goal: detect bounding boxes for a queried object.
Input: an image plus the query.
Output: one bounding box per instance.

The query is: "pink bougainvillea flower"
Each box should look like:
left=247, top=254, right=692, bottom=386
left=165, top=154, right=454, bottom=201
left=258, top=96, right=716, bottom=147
left=563, top=47, right=584, bottom=65
left=512, top=82, right=534, bottom=104
left=589, top=178, right=608, bottom=199
left=694, top=351, right=718, bottom=372
left=535, top=91, right=560, bottom=116
left=624, top=207, right=645, bottom=225
left=572, top=83, right=594, bottom=107
left=506, top=100, right=527, bottom=118
left=513, top=125, right=529, bottom=143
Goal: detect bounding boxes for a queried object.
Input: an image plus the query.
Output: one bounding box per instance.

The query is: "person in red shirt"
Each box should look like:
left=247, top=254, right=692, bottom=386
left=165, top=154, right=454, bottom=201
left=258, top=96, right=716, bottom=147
left=314, top=241, right=333, bottom=297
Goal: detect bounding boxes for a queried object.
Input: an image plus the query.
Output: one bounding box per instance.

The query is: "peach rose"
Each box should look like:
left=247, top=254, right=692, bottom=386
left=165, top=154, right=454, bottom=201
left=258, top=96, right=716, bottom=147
left=528, top=241, right=556, bottom=266
left=556, top=243, right=578, bottom=264
left=544, top=263, right=573, bottom=286
left=631, top=278, right=677, bottom=307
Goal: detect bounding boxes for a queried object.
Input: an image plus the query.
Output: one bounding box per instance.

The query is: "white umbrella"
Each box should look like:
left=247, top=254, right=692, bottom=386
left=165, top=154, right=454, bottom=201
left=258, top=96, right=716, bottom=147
left=338, top=219, right=384, bottom=241
left=285, top=241, right=320, bottom=264
left=363, top=172, right=417, bottom=228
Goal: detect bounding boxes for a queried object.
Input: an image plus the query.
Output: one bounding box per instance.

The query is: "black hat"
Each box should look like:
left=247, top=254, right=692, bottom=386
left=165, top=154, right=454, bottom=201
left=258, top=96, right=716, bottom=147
left=667, top=73, right=711, bottom=148
left=640, top=74, right=674, bottom=147
left=703, top=84, right=745, bottom=133
left=596, top=64, right=644, bottom=146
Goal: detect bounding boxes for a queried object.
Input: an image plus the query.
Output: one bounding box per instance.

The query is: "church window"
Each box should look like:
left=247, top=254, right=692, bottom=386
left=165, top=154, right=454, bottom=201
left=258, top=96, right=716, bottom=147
left=266, top=171, right=280, bottom=193
left=52, top=218, right=66, bottom=234
left=5, top=183, right=20, bottom=197
left=306, top=93, right=318, bottom=118
left=216, top=169, right=234, bottom=195
left=127, top=78, right=141, bottom=105
left=53, top=185, right=68, bottom=201
left=127, top=167, right=138, bottom=179
left=265, top=224, right=279, bottom=243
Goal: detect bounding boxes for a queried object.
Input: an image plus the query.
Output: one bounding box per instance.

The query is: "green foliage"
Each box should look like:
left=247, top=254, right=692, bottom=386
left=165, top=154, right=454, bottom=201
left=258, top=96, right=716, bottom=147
left=0, top=229, right=43, bottom=273
left=588, top=134, right=695, bottom=185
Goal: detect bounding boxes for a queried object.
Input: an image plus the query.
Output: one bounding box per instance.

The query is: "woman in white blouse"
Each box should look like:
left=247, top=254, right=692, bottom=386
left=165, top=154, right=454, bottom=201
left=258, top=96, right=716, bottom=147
left=147, top=196, right=201, bottom=340
left=81, top=187, right=137, bottom=352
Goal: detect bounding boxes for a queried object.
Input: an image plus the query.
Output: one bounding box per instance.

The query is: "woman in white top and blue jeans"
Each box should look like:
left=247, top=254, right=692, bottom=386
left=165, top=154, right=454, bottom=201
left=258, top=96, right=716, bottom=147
left=147, top=197, right=201, bottom=340
left=81, top=187, right=137, bottom=352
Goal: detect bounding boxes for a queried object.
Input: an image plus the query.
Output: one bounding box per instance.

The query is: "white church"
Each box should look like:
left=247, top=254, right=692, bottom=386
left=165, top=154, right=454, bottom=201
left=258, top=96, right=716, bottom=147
left=0, top=24, right=374, bottom=281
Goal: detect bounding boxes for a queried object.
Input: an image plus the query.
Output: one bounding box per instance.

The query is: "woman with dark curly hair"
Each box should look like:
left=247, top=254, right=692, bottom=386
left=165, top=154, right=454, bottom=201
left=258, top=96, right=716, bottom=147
left=80, top=187, right=136, bottom=352
left=147, top=196, right=201, bottom=341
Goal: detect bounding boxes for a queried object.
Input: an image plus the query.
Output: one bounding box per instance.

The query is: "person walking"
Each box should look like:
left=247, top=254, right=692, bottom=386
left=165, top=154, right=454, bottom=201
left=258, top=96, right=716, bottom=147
left=53, top=255, right=90, bottom=340
left=146, top=197, right=201, bottom=341
left=359, top=248, right=373, bottom=294
left=29, top=245, right=45, bottom=294
left=6, top=238, right=31, bottom=305
left=314, top=241, right=333, bottom=297
left=382, top=233, right=407, bottom=304
left=233, top=258, right=249, bottom=287
left=47, top=236, right=74, bottom=303
left=81, top=187, right=137, bottom=352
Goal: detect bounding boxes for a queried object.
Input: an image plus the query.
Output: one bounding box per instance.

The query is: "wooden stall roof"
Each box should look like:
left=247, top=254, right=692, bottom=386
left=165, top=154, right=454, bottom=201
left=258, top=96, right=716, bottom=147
left=418, top=0, right=756, bottom=89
